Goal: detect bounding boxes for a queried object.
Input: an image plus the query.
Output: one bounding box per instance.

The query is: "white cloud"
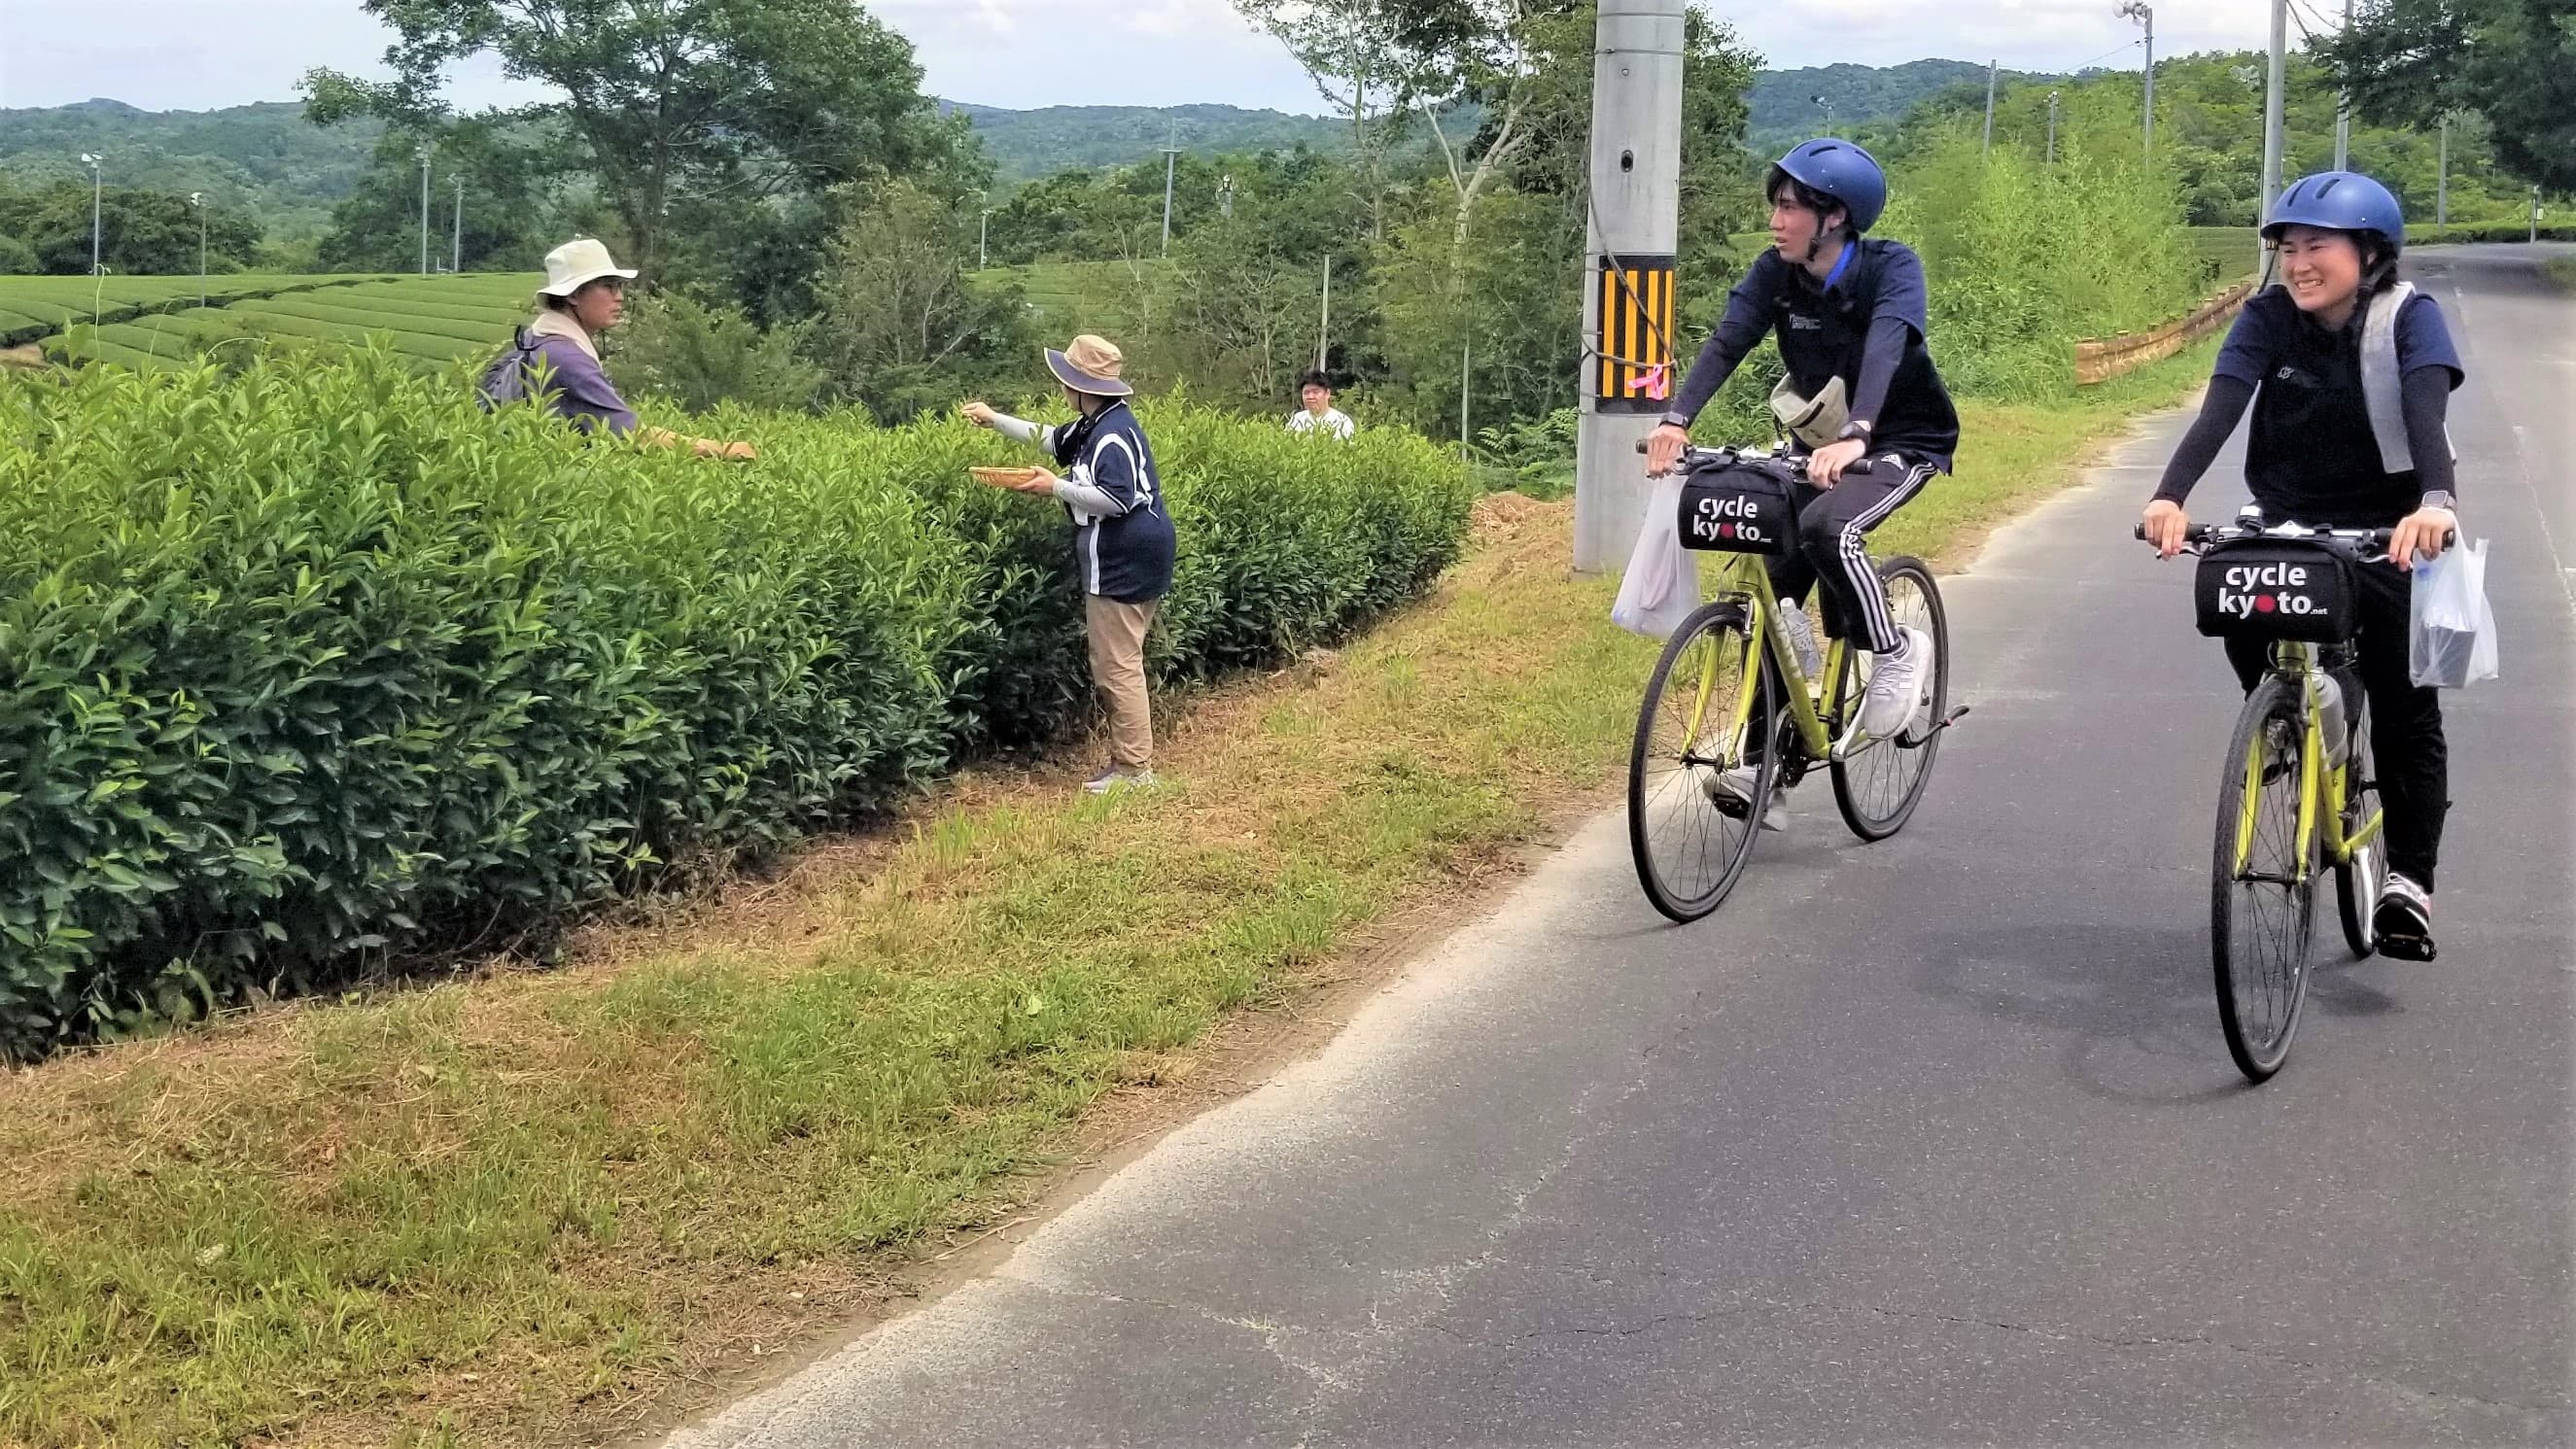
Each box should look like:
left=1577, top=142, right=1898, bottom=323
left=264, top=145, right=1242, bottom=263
left=0, top=0, right=2281, bottom=119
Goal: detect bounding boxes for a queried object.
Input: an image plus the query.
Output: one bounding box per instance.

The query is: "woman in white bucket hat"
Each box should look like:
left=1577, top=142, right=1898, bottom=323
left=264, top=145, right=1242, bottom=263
left=961, top=335, right=1179, bottom=794
left=477, top=237, right=754, bottom=460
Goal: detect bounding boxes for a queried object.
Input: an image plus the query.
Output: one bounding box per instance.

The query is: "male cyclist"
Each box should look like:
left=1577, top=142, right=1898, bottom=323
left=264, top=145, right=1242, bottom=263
left=1646, top=138, right=1960, bottom=826
left=2141, top=170, right=2462, bottom=960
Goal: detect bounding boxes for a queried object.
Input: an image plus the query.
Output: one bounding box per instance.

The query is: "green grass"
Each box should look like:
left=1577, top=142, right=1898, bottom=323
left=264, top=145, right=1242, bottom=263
left=0, top=340, right=2219, bottom=1449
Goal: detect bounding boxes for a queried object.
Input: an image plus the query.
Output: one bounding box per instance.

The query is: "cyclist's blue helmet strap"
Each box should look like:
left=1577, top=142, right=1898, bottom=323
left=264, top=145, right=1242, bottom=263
left=2262, top=170, right=2406, bottom=253
left=1773, top=138, right=1889, bottom=233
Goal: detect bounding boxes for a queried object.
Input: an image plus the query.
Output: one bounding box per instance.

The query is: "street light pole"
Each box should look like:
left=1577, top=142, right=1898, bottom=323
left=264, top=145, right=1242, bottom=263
left=2435, top=114, right=2450, bottom=232
left=2117, top=1, right=2155, bottom=158
left=416, top=144, right=432, bottom=276
left=80, top=154, right=103, bottom=275
left=190, top=191, right=205, bottom=303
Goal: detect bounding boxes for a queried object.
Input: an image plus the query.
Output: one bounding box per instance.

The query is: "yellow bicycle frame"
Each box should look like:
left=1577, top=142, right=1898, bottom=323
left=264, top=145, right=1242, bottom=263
left=1686, top=551, right=1843, bottom=768
left=2232, top=638, right=2387, bottom=882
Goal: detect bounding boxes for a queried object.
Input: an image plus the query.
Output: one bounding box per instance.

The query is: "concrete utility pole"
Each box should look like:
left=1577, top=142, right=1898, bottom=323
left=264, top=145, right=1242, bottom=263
left=2533, top=186, right=2545, bottom=243
left=1571, top=0, right=1686, bottom=574
left=1317, top=255, right=1332, bottom=371
left=2333, top=0, right=2352, bottom=171
left=451, top=174, right=464, bottom=273
left=190, top=191, right=205, bottom=304
left=979, top=206, right=992, bottom=268
left=2118, top=1, right=2155, bottom=157
left=2046, top=90, right=2061, bottom=164
left=1160, top=128, right=1181, bottom=257
left=2259, top=0, right=2288, bottom=280
left=1982, top=59, right=1999, bottom=158
left=416, top=144, right=432, bottom=276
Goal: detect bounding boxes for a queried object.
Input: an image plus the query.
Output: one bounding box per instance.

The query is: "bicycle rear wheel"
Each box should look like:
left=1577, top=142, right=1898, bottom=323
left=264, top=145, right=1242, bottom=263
left=2211, top=675, right=2318, bottom=1083
left=1628, top=601, right=1779, bottom=922
left=2333, top=676, right=2384, bottom=959
left=1830, top=556, right=1949, bottom=841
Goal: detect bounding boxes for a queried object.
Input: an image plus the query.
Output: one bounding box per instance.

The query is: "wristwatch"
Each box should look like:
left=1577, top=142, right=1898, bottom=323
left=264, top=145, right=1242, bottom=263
left=2419, top=490, right=2455, bottom=512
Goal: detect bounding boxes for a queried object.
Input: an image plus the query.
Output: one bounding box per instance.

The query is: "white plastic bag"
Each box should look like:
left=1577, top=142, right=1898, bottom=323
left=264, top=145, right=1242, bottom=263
left=2409, top=537, right=2498, bottom=688
left=1611, top=473, right=1700, bottom=639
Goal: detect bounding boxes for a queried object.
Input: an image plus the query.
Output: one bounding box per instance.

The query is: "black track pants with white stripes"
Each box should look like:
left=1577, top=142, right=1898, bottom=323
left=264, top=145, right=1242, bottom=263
left=1764, top=454, right=1941, bottom=654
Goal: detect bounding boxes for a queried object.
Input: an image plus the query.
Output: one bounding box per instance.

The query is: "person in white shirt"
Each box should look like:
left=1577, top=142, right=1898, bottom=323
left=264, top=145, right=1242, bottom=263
left=1285, top=370, right=1355, bottom=440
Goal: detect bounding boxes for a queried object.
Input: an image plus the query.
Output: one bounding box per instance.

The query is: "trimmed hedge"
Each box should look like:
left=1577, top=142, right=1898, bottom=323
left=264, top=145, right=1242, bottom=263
left=0, top=352, right=1474, bottom=1054
left=2421, top=224, right=2576, bottom=244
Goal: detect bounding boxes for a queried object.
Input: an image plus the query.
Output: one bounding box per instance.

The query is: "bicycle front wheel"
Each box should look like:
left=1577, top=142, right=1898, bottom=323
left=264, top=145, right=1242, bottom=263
left=2211, top=675, right=2318, bottom=1083
left=1831, top=556, right=1950, bottom=841
left=1628, top=601, right=1779, bottom=922
left=2333, top=676, right=2384, bottom=960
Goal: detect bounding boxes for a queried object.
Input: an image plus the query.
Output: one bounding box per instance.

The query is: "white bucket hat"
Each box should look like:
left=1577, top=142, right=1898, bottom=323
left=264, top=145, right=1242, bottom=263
left=538, top=237, right=638, bottom=298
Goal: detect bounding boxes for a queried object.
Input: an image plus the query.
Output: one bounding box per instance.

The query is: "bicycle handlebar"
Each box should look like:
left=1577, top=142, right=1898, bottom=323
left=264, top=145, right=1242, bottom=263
left=1634, top=437, right=1873, bottom=479
left=2130, top=519, right=2450, bottom=563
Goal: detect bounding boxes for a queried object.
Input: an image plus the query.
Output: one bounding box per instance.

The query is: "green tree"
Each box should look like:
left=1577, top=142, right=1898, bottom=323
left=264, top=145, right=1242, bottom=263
left=608, top=292, right=825, bottom=413
left=807, top=181, right=1033, bottom=422
left=302, top=0, right=974, bottom=278
left=0, top=182, right=261, bottom=275
left=317, top=121, right=559, bottom=274
left=2318, top=0, right=2576, bottom=193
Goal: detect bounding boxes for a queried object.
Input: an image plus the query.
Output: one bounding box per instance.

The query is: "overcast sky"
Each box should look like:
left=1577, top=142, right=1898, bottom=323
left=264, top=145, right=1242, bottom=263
left=0, top=0, right=2280, bottom=117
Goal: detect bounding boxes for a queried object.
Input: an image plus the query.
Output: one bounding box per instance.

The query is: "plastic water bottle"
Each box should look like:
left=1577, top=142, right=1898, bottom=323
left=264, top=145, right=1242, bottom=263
left=1778, top=601, right=1824, bottom=682
left=2316, top=673, right=2350, bottom=765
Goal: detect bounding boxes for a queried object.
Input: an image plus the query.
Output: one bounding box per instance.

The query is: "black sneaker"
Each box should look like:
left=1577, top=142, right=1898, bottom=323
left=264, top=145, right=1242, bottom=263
left=2374, top=873, right=2437, bottom=962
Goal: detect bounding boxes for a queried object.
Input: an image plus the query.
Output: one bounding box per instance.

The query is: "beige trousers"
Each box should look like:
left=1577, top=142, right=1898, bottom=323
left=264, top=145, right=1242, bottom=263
left=1085, top=595, right=1159, bottom=770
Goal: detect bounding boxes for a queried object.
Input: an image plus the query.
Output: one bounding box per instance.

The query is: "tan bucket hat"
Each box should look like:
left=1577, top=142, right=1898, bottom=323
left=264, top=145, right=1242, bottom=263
left=538, top=237, right=639, bottom=298
left=1045, top=334, right=1132, bottom=397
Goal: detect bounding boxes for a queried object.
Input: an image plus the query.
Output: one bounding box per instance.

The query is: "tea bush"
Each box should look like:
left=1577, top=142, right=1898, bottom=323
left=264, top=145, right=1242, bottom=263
left=0, top=350, right=1474, bottom=1054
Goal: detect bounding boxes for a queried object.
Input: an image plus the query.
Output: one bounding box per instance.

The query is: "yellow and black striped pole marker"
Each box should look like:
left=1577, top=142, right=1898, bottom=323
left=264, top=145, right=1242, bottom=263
left=1594, top=252, right=1677, bottom=414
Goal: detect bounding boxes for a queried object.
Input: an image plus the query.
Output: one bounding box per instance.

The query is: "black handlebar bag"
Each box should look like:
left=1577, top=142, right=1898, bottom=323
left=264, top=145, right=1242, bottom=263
left=1677, top=459, right=1799, bottom=557
left=2192, top=538, right=2361, bottom=643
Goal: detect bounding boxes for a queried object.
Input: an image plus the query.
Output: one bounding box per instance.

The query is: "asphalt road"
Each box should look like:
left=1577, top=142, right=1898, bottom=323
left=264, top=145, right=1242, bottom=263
left=665, top=244, right=2575, bottom=1448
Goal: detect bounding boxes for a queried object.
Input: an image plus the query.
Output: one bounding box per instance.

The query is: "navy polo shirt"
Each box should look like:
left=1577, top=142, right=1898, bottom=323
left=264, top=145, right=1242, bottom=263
left=1666, top=237, right=1962, bottom=472
left=2215, top=287, right=2464, bottom=528
left=1055, top=401, right=1177, bottom=603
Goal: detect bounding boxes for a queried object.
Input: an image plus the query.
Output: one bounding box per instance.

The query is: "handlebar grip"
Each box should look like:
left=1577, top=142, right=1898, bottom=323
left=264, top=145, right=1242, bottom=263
left=2133, top=524, right=2149, bottom=541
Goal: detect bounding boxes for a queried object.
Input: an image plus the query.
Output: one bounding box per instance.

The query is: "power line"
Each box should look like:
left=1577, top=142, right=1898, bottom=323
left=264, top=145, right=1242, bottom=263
left=2053, top=37, right=2144, bottom=76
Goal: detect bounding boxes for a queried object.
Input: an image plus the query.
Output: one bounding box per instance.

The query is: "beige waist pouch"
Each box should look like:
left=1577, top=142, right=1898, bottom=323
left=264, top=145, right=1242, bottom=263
left=1769, top=374, right=1850, bottom=450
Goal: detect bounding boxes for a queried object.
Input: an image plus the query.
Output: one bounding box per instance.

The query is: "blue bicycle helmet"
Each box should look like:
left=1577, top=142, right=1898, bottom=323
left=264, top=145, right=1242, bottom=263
left=2262, top=170, right=2406, bottom=253
left=1772, top=138, right=1889, bottom=233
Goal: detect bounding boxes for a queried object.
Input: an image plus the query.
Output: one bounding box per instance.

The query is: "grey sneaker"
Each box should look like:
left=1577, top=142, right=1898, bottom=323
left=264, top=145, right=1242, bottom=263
left=1705, top=766, right=1786, bottom=832
left=1855, top=626, right=1932, bottom=740
left=1085, top=767, right=1157, bottom=795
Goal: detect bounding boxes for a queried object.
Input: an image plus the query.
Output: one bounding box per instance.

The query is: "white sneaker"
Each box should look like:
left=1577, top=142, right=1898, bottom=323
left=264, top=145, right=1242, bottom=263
left=2374, top=872, right=2436, bottom=961
left=1855, top=627, right=1932, bottom=741
left=1704, top=766, right=1786, bottom=832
